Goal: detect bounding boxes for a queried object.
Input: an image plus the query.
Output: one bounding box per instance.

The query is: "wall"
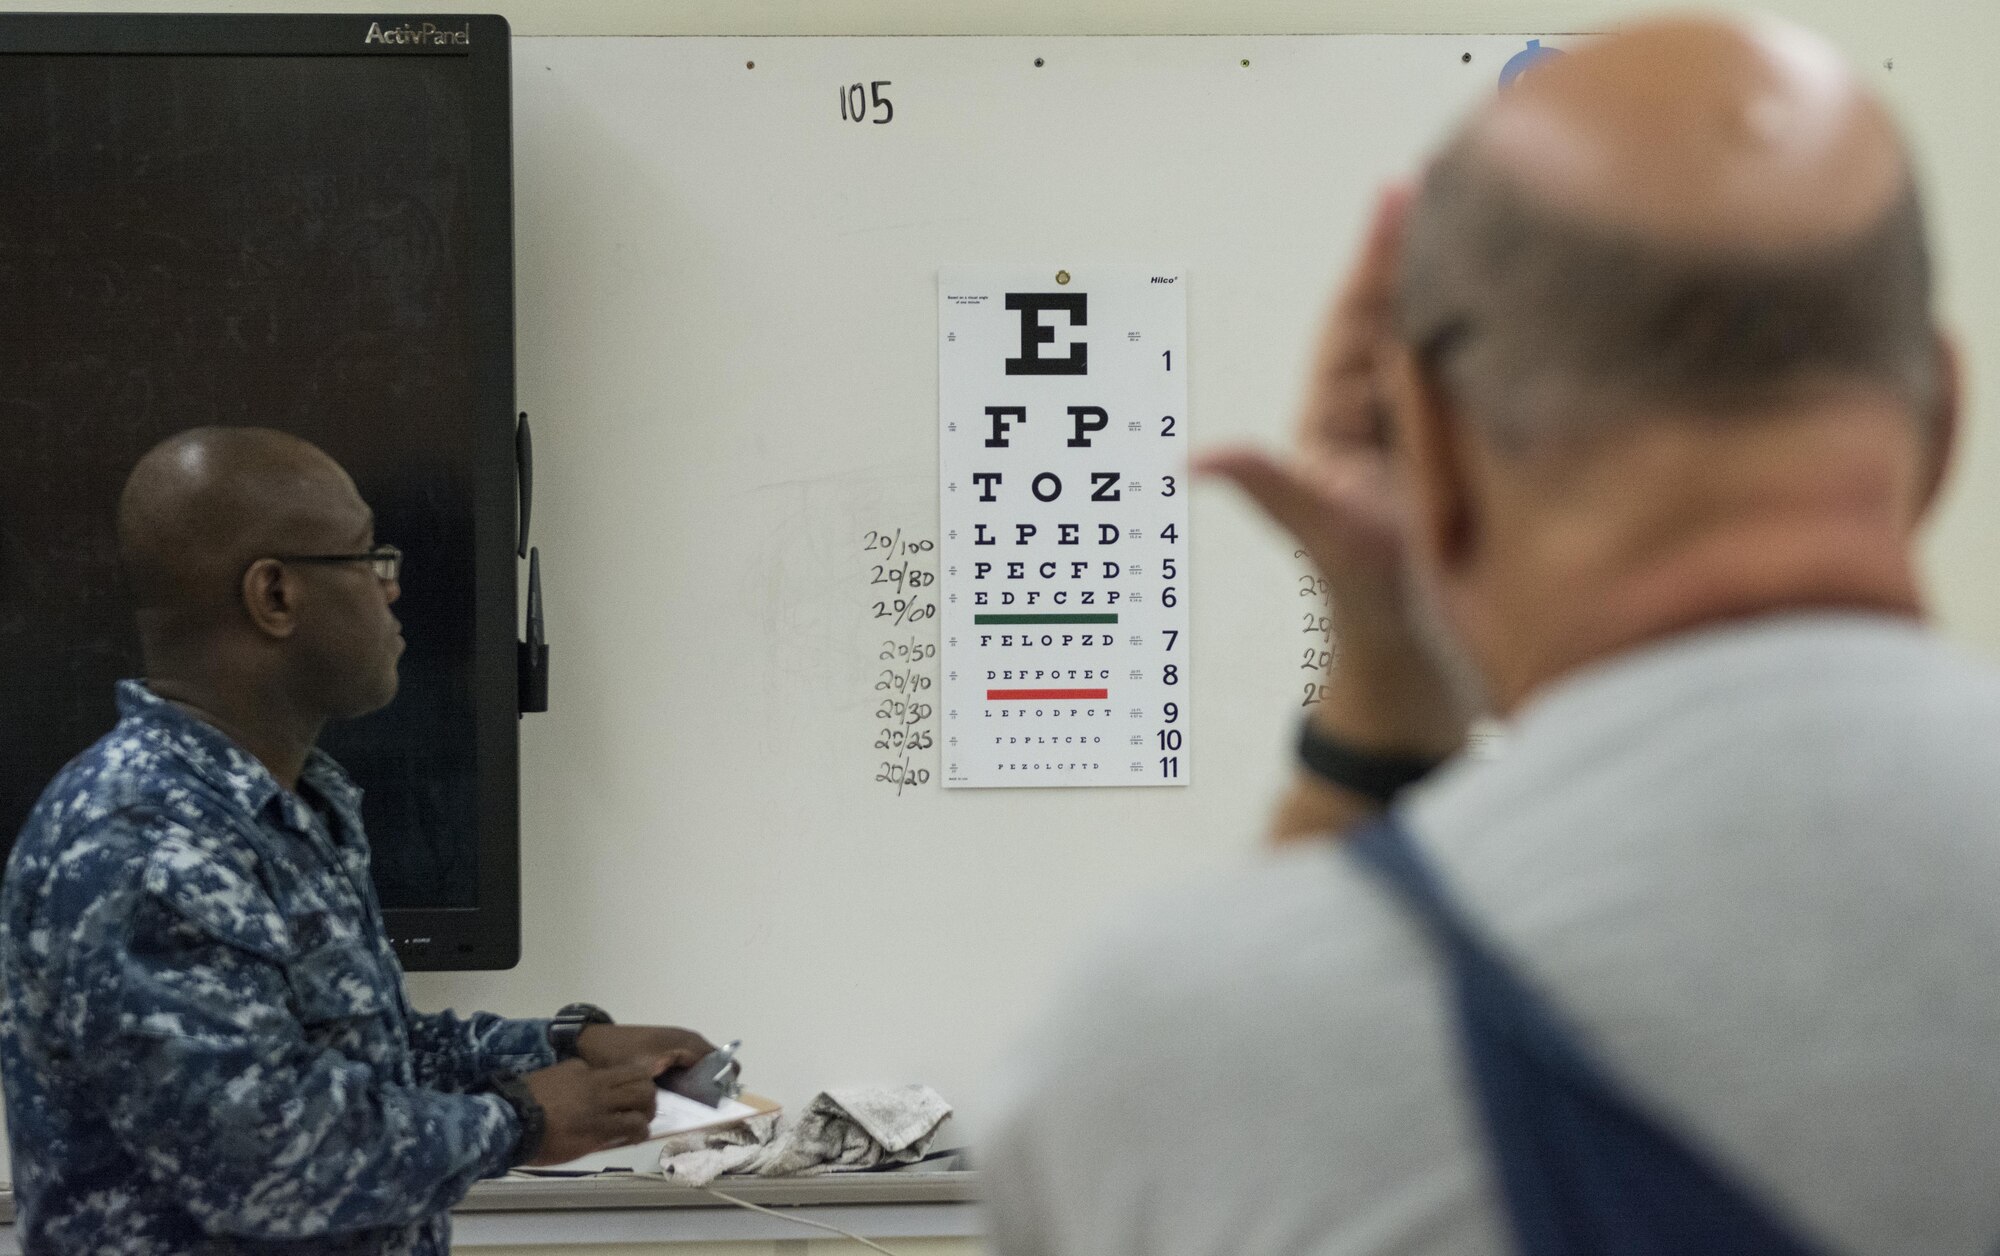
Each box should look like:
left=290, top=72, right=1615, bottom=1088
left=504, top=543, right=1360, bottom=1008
left=2, top=5, right=1997, bottom=1256
left=434, top=0, right=2000, bottom=1141
left=485, top=24, right=1547, bottom=1145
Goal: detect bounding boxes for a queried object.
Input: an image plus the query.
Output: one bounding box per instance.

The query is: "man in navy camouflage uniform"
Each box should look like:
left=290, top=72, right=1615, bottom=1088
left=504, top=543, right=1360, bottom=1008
left=0, top=428, right=714, bottom=1253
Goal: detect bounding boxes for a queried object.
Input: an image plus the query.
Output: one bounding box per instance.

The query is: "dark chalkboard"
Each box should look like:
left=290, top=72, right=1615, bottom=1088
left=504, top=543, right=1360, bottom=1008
left=0, top=15, right=521, bottom=969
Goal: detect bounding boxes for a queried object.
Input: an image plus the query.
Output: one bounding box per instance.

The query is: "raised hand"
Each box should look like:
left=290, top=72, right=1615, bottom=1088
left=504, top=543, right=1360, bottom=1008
left=1197, top=185, right=1419, bottom=647
left=1199, top=186, right=1468, bottom=839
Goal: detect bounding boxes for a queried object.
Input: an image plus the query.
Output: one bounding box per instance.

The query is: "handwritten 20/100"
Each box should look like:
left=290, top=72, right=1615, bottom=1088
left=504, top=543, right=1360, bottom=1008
left=863, top=529, right=931, bottom=557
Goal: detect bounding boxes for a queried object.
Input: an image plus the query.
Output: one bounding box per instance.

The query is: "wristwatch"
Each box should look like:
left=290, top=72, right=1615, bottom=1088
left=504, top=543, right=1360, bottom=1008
left=549, top=1001, right=613, bottom=1060
left=1297, top=717, right=1444, bottom=805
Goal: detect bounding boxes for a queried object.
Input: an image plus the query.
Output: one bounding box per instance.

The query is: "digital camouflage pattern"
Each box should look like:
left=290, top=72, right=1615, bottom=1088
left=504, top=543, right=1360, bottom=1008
left=0, top=682, right=556, bottom=1253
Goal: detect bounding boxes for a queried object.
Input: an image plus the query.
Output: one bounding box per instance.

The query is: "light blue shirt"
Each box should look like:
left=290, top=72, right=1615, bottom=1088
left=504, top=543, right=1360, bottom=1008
left=984, top=615, right=2000, bottom=1256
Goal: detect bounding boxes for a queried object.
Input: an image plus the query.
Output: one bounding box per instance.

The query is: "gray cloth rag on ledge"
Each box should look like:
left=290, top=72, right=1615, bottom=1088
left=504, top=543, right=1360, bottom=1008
left=657, top=1084, right=952, bottom=1187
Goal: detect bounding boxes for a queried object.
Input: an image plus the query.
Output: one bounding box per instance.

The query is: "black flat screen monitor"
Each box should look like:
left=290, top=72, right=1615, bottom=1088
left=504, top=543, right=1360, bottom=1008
left=0, top=14, right=521, bottom=969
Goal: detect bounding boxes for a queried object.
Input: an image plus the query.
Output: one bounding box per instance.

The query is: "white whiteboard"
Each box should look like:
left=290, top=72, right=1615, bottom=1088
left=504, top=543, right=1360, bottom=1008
left=406, top=33, right=1553, bottom=1139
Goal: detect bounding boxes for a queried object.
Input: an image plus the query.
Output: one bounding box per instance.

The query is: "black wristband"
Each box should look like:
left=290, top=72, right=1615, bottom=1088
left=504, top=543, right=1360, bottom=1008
left=1297, top=717, right=1443, bottom=805
left=549, top=1001, right=613, bottom=1061
left=492, top=1073, right=546, bottom=1166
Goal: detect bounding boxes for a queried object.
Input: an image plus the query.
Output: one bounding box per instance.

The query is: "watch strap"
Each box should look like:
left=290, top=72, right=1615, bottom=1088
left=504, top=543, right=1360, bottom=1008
left=549, top=1001, right=614, bottom=1061
left=1297, top=717, right=1443, bottom=805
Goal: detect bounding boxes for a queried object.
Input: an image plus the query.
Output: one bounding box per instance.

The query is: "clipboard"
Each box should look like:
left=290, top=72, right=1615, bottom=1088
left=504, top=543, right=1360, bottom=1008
left=649, top=1088, right=781, bottom=1141
left=526, top=1090, right=783, bottom=1176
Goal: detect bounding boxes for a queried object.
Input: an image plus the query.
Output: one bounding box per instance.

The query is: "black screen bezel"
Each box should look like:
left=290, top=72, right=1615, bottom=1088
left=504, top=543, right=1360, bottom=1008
left=0, top=12, right=521, bottom=971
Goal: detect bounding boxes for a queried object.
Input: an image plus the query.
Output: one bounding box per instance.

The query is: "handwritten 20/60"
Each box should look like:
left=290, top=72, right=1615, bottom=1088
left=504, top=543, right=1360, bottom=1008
left=872, top=597, right=935, bottom=625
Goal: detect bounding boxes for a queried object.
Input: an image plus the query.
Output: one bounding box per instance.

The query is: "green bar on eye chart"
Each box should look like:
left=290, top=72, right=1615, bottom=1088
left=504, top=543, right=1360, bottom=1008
left=973, top=614, right=1119, bottom=625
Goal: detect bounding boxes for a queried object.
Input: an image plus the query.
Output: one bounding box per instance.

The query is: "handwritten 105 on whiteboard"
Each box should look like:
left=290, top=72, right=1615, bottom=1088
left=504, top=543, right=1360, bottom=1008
left=938, top=266, right=1190, bottom=789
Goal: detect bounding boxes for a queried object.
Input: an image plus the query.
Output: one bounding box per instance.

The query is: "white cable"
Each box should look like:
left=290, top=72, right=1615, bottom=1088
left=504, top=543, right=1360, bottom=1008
left=702, top=1186, right=907, bottom=1254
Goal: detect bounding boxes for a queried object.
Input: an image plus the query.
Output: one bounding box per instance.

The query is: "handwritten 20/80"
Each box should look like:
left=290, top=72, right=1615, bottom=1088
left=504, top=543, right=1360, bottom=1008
left=871, top=563, right=935, bottom=594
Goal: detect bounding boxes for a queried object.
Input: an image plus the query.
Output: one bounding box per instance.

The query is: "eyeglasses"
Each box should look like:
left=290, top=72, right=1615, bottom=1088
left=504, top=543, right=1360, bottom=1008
left=269, top=544, right=402, bottom=582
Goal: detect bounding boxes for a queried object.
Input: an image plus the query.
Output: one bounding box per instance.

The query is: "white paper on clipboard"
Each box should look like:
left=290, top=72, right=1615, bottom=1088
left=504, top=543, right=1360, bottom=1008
left=530, top=1091, right=781, bottom=1175
left=649, top=1088, right=774, bottom=1139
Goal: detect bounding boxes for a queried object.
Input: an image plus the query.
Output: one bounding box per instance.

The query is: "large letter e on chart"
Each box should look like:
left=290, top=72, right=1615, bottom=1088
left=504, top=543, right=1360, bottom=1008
left=1005, top=293, right=1088, bottom=375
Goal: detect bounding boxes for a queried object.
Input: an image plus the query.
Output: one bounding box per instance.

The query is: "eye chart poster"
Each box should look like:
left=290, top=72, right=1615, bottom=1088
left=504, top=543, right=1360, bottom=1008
left=939, top=266, right=1190, bottom=789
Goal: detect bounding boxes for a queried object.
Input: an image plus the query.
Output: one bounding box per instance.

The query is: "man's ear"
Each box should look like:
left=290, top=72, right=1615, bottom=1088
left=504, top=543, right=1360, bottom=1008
left=1387, top=345, right=1477, bottom=575
left=1915, top=330, right=1962, bottom=525
left=240, top=558, right=300, bottom=640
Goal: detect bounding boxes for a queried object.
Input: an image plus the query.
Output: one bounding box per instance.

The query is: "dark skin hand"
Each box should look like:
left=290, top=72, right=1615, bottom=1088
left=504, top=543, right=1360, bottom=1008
left=519, top=1057, right=664, bottom=1166
left=516, top=1027, right=717, bottom=1165
left=575, top=1024, right=716, bottom=1075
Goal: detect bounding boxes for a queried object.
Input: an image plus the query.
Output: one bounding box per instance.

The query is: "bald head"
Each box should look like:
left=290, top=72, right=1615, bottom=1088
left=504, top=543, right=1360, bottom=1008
left=1399, top=16, right=1939, bottom=449
left=1480, top=17, right=1907, bottom=247
left=119, top=427, right=372, bottom=661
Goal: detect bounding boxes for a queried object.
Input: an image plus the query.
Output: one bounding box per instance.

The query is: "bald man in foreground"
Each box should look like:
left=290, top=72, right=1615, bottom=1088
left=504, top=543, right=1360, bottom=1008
left=984, top=17, right=2000, bottom=1256
left=0, top=429, right=714, bottom=1253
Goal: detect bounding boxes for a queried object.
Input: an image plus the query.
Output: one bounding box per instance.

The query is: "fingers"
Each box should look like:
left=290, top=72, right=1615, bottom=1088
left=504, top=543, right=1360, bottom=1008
left=589, top=1062, right=660, bottom=1149
left=1329, top=184, right=1415, bottom=335
left=596, top=1109, right=653, bottom=1149
left=660, top=1046, right=707, bottom=1070
left=652, top=1028, right=716, bottom=1062
left=602, top=1072, right=659, bottom=1114
left=1305, top=184, right=1417, bottom=448
left=600, top=1057, right=664, bottom=1085
left=584, top=1058, right=664, bottom=1117
left=1198, top=440, right=1410, bottom=615
left=1197, top=447, right=1333, bottom=553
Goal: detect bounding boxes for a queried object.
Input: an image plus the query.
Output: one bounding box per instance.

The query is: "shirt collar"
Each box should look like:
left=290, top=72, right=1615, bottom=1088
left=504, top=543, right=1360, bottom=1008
left=114, top=679, right=361, bottom=828
left=300, top=748, right=365, bottom=825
